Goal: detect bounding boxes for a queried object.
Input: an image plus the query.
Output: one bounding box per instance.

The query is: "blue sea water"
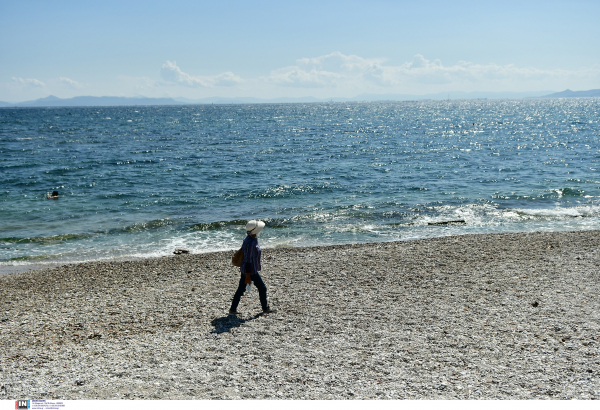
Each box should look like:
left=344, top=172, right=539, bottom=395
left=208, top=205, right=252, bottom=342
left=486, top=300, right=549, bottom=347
left=1, top=100, right=599, bottom=273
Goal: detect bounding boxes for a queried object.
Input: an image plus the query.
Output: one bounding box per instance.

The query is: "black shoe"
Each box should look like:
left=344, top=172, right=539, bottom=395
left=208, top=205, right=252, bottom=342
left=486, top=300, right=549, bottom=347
left=262, top=307, right=276, bottom=314
left=229, top=309, right=238, bottom=315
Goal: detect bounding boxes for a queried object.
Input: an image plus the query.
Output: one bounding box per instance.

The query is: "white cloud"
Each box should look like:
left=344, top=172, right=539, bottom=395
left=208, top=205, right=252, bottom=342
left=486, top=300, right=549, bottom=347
left=161, top=61, right=209, bottom=87
left=296, top=51, right=384, bottom=73
left=212, top=72, right=243, bottom=86
left=264, top=52, right=394, bottom=88
left=265, top=66, right=343, bottom=88
left=261, top=52, right=600, bottom=92
left=160, top=61, right=242, bottom=88
left=11, top=77, right=45, bottom=87
left=59, top=77, right=83, bottom=89
left=390, top=54, right=555, bottom=85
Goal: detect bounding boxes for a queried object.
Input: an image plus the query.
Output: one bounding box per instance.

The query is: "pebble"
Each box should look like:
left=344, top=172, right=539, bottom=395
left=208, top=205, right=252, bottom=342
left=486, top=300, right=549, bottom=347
left=0, top=230, right=599, bottom=399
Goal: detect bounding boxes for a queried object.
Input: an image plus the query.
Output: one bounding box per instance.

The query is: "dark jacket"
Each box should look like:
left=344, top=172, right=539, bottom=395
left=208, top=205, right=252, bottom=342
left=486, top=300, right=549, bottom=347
left=240, top=234, right=261, bottom=275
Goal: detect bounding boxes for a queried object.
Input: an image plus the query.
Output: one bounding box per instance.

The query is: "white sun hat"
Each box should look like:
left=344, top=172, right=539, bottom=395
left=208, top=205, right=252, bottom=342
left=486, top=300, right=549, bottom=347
left=245, top=220, right=265, bottom=235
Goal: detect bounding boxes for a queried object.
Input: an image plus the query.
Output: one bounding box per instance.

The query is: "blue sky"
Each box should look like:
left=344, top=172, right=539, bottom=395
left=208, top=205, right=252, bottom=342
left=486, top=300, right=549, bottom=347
left=1, top=0, right=599, bottom=101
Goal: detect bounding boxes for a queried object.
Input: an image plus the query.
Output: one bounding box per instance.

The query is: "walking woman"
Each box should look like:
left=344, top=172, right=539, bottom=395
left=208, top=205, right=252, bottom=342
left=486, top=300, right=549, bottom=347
left=229, top=220, right=274, bottom=314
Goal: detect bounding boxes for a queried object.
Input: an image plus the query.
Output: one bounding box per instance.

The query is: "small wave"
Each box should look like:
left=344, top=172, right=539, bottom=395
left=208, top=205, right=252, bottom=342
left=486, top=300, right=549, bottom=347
left=515, top=206, right=600, bottom=218
left=0, top=233, right=91, bottom=244
left=384, top=222, right=414, bottom=227
left=6, top=254, right=54, bottom=262
left=122, top=218, right=175, bottom=232
left=188, top=218, right=289, bottom=231
left=550, top=188, right=586, bottom=199
left=189, top=219, right=248, bottom=231
left=251, top=183, right=338, bottom=199
left=493, top=187, right=588, bottom=201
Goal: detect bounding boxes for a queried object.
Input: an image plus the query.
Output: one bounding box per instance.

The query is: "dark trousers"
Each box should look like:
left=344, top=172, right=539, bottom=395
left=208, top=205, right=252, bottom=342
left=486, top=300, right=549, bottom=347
left=230, top=272, right=268, bottom=311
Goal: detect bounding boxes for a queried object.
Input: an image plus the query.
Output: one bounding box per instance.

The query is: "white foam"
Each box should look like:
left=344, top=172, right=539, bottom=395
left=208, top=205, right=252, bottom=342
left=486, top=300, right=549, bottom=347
left=516, top=206, right=600, bottom=218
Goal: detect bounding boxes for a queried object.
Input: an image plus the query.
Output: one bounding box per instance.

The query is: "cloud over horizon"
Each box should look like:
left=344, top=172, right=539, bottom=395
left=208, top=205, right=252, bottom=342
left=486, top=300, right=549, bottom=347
left=58, top=77, right=83, bottom=89
left=160, top=61, right=243, bottom=88
left=263, top=52, right=396, bottom=88
left=261, top=52, right=600, bottom=92
left=3, top=54, right=598, bottom=102
left=11, top=77, right=45, bottom=88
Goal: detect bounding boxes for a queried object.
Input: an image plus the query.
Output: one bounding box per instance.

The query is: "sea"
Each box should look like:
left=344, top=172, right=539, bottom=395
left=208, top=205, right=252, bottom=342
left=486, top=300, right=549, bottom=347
left=1, top=99, right=599, bottom=273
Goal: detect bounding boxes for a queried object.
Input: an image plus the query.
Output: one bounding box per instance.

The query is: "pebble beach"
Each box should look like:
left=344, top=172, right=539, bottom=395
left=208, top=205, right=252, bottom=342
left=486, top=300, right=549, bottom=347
left=1, top=230, right=599, bottom=400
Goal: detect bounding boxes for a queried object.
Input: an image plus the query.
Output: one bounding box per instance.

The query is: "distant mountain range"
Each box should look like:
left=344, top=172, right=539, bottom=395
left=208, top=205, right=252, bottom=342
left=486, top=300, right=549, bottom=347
left=0, top=89, right=598, bottom=107
left=540, top=89, right=600, bottom=98
left=172, top=90, right=555, bottom=104
left=0, top=95, right=181, bottom=107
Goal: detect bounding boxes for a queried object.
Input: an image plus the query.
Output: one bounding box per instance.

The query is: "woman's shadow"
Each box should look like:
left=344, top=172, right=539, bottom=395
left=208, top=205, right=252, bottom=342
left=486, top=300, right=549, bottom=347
left=210, top=313, right=262, bottom=334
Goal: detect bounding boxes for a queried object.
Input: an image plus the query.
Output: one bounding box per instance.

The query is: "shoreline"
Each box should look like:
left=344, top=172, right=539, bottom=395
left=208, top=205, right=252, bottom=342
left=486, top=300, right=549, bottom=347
left=1, top=230, right=599, bottom=399
left=3, top=226, right=599, bottom=276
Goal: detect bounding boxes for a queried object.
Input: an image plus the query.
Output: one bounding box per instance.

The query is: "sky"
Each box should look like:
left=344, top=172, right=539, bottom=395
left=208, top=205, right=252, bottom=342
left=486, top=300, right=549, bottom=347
left=1, top=0, right=599, bottom=102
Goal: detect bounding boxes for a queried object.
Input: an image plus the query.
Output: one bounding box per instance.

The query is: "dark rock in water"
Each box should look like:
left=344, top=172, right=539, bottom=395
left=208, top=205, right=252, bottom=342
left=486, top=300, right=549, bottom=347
left=531, top=301, right=539, bottom=307
left=173, top=248, right=190, bottom=255
left=428, top=220, right=466, bottom=226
